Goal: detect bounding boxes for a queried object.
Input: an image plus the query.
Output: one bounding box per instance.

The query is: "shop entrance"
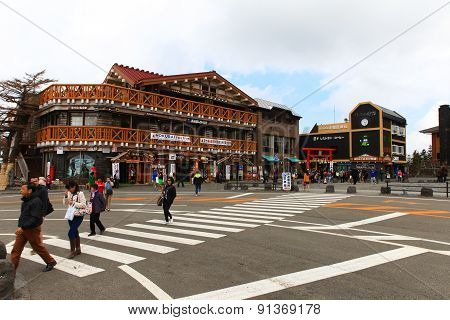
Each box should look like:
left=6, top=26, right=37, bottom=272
left=303, top=148, right=335, bottom=170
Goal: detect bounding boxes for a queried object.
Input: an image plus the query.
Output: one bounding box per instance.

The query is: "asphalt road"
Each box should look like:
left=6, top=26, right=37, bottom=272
left=1, top=186, right=449, bottom=300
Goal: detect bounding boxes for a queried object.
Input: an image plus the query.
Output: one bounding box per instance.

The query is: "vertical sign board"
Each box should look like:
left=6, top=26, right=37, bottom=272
left=112, top=163, right=120, bottom=179
left=329, top=161, right=334, bottom=173
left=282, top=172, right=291, bottom=191
left=170, top=163, right=176, bottom=177
left=225, top=165, right=231, bottom=180
left=238, top=164, right=244, bottom=179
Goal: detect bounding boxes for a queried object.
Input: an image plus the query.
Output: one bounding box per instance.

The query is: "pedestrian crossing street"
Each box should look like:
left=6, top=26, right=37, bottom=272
left=12, top=193, right=351, bottom=278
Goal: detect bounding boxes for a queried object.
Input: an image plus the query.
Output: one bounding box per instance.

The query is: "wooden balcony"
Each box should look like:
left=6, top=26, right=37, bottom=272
left=36, top=126, right=257, bottom=154
left=39, top=84, right=257, bottom=126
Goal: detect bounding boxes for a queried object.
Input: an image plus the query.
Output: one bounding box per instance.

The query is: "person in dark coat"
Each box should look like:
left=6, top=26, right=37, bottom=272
left=162, top=177, right=177, bottom=224
left=10, top=183, right=57, bottom=273
left=192, top=171, right=203, bottom=196
left=88, top=183, right=106, bottom=236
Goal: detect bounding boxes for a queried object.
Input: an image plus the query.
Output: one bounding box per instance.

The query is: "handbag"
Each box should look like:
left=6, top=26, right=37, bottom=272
left=157, top=195, right=163, bottom=206
left=64, top=206, right=76, bottom=221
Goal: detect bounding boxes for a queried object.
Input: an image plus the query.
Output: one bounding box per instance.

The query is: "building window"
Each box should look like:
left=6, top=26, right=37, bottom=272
left=70, top=113, right=83, bottom=126
left=392, top=145, right=404, bottom=155
left=84, top=113, right=97, bottom=126
left=262, top=135, right=271, bottom=153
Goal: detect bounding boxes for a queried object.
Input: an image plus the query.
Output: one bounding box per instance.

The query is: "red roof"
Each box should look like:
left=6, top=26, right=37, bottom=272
left=112, top=64, right=164, bottom=85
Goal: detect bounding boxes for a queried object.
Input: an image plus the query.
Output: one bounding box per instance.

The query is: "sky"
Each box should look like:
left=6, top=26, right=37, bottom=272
left=1, top=0, right=449, bottom=154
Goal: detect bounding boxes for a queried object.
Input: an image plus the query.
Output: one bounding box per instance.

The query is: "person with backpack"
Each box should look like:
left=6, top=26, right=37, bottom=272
left=192, top=171, right=203, bottom=196
left=88, top=183, right=106, bottom=236
left=104, top=177, right=114, bottom=211
left=162, top=177, right=177, bottom=224
left=63, top=181, right=86, bottom=258
left=10, top=183, right=57, bottom=273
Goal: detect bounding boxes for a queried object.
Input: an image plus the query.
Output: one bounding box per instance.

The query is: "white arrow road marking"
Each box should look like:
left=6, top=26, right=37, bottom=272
left=323, top=212, right=408, bottom=229
left=119, top=265, right=172, bottom=300
left=181, top=247, right=428, bottom=300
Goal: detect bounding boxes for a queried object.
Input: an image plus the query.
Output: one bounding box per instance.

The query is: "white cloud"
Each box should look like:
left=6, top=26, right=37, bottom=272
left=1, top=0, right=449, bottom=153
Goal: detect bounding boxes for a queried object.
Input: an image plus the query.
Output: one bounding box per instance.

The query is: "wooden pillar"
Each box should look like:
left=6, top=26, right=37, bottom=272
left=306, top=150, right=310, bottom=170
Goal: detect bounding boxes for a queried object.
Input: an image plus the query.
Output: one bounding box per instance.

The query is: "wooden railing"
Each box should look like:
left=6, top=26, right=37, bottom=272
left=36, top=126, right=257, bottom=153
left=39, top=84, right=257, bottom=125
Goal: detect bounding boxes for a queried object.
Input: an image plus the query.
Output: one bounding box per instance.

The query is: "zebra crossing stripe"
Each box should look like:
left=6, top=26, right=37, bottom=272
left=240, top=202, right=319, bottom=209
left=184, top=213, right=273, bottom=224
left=79, top=233, right=177, bottom=254
left=253, top=199, right=335, bottom=204
left=199, top=210, right=284, bottom=220
left=147, top=220, right=244, bottom=232
left=231, top=205, right=307, bottom=213
left=8, top=247, right=104, bottom=277
left=211, top=208, right=294, bottom=217
left=171, top=216, right=259, bottom=228
left=106, top=227, right=203, bottom=245
left=126, top=223, right=226, bottom=239
left=276, top=195, right=349, bottom=200
left=244, top=203, right=319, bottom=208
left=44, top=238, right=145, bottom=264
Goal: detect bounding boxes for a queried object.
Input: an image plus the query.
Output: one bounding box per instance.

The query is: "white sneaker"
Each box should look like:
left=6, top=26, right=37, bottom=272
left=165, top=221, right=169, bottom=225
left=169, top=218, right=173, bottom=224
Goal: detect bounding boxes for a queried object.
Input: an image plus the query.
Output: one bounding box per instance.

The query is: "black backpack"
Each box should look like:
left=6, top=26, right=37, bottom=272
left=45, top=200, right=54, bottom=216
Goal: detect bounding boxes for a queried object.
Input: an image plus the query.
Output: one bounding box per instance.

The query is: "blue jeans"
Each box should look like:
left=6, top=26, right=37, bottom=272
left=68, top=215, right=84, bottom=239
left=195, top=184, right=201, bottom=194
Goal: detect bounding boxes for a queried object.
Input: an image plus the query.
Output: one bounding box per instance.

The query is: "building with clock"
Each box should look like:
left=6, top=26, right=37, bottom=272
left=299, top=102, right=407, bottom=174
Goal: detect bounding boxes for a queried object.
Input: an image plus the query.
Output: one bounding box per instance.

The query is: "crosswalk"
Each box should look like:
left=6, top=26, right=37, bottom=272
left=11, top=193, right=350, bottom=278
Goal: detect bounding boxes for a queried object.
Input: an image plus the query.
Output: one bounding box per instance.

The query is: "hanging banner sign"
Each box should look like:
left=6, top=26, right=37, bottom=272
left=112, top=163, right=120, bottom=179
left=329, top=161, right=334, bottom=172
left=200, top=138, right=232, bottom=146
left=151, top=133, right=191, bottom=143
left=225, top=165, right=231, bottom=180
left=169, top=153, right=177, bottom=161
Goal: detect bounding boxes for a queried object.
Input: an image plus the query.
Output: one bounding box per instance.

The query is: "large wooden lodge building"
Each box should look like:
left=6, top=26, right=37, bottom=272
left=34, top=64, right=297, bottom=183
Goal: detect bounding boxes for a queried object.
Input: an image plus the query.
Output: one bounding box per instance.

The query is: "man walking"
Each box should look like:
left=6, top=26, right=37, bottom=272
left=193, top=171, right=203, bottom=196
left=10, top=183, right=57, bottom=273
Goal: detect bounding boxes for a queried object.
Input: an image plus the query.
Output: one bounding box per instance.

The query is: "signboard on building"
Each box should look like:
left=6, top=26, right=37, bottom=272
left=351, top=154, right=379, bottom=162
left=151, top=133, right=191, bottom=143
left=225, top=165, right=231, bottom=180
left=312, top=135, right=345, bottom=142
left=187, top=118, right=208, bottom=125
left=329, top=161, right=334, bottom=172
left=200, top=138, right=232, bottom=146
left=56, top=147, right=64, bottom=155
left=282, top=172, right=291, bottom=191
left=169, top=153, right=176, bottom=161
left=112, top=163, right=120, bottom=179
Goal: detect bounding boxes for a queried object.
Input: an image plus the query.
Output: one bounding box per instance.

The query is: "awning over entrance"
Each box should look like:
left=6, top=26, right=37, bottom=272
left=262, top=155, right=276, bottom=162
left=287, top=157, right=300, bottom=163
